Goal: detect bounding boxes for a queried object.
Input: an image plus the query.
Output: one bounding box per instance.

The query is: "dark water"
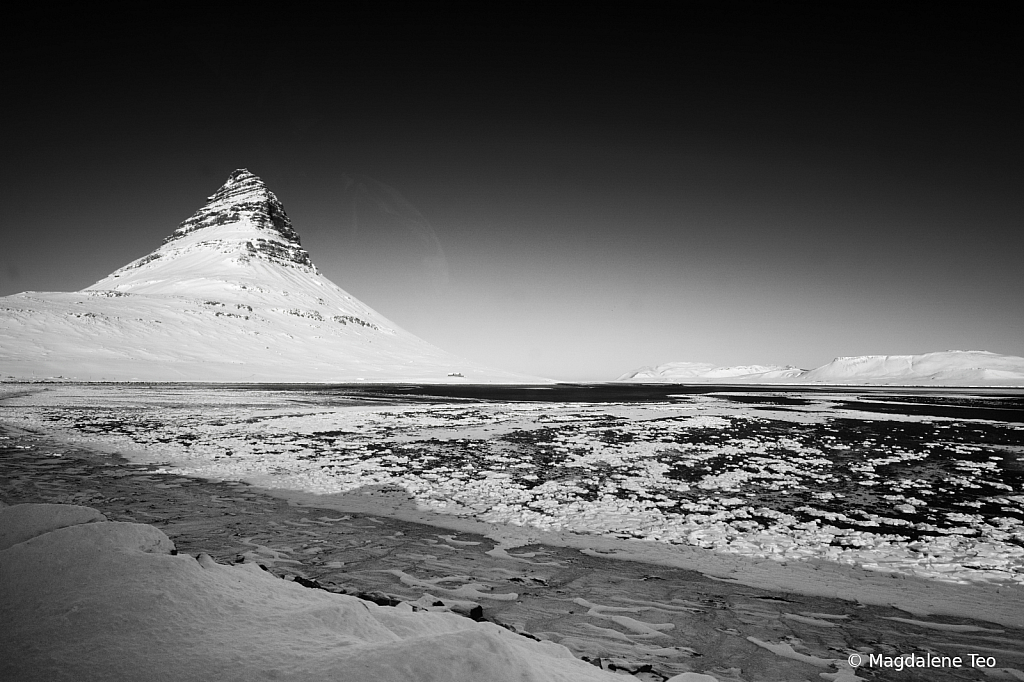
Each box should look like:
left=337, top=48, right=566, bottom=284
left=835, top=396, right=1024, bottom=422
left=218, top=382, right=1024, bottom=421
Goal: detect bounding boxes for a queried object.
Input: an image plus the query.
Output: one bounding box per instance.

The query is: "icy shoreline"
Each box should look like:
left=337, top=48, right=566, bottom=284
left=3, top=384, right=1023, bottom=627
left=1, top=503, right=621, bottom=682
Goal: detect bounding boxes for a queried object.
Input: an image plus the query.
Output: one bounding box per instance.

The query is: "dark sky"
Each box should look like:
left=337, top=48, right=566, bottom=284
left=3, top=7, right=1021, bottom=380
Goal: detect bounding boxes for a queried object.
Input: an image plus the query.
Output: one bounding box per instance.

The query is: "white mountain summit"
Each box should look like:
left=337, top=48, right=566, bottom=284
left=0, top=170, right=543, bottom=383
left=619, top=350, right=1024, bottom=386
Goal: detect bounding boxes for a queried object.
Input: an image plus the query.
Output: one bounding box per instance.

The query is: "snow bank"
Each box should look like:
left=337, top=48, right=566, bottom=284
left=0, top=502, right=105, bottom=550
left=620, top=351, right=1024, bottom=386
left=0, top=503, right=616, bottom=682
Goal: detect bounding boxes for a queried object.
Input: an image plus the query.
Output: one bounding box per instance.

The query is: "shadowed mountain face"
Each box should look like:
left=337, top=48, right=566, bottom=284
left=0, top=171, right=545, bottom=383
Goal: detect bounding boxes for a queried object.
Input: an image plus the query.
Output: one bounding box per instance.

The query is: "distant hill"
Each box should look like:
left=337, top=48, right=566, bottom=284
left=618, top=350, right=1024, bottom=386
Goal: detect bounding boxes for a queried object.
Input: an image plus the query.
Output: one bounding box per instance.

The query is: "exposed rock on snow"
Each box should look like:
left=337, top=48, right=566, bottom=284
left=0, top=170, right=544, bottom=383
left=0, top=503, right=618, bottom=682
left=162, top=169, right=304, bottom=253
left=619, top=351, right=1024, bottom=386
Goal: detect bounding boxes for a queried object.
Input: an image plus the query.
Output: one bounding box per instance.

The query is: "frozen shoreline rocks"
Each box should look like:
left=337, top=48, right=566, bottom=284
left=0, top=503, right=619, bottom=682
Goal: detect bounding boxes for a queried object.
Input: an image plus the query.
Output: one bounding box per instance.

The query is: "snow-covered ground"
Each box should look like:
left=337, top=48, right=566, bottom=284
left=0, top=170, right=544, bottom=383
left=0, top=502, right=623, bottom=682
left=620, top=350, right=1024, bottom=386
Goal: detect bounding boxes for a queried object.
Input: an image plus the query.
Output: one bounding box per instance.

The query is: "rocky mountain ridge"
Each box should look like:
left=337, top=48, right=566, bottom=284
left=92, top=169, right=316, bottom=293
left=164, top=169, right=302, bottom=246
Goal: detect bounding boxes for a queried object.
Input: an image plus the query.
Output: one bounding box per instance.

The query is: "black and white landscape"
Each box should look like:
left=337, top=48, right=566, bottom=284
left=3, top=384, right=1023, bottom=681
left=0, top=170, right=537, bottom=383
left=3, top=7, right=1023, bottom=682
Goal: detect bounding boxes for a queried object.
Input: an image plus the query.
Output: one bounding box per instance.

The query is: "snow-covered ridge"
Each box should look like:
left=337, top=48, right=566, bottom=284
left=619, top=350, right=1024, bottom=386
left=0, top=170, right=547, bottom=383
left=622, top=362, right=803, bottom=382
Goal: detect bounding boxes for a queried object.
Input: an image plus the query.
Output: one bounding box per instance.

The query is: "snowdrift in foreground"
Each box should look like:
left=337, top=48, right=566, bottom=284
left=619, top=350, right=1024, bottom=386
left=0, top=503, right=617, bottom=682
left=0, top=169, right=544, bottom=383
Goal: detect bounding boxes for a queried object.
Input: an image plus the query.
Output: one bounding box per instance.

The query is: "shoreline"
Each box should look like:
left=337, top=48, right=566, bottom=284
left=250, top=482, right=1024, bottom=630
left=4, top=423, right=1024, bottom=680
left=5, top=415, right=1023, bottom=630
left=2, top=382, right=1023, bottom=631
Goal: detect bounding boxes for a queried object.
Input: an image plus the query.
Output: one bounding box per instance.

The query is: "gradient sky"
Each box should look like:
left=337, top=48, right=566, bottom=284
left=3, top=8, right=1022, bottom=381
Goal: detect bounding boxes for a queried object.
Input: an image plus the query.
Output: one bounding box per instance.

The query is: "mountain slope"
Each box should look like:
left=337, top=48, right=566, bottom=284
left=800, top=350, right=1024, bottom=385
left=0, top=170, right=545, bottom=383
left=619, top=362, right=804, bottom=382
left=619, top=350, right=1024, bottom=386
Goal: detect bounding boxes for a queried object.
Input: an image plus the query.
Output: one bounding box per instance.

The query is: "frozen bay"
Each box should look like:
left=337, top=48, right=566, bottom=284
left=3, top=384, right=1022, bottom=589
left=3, top=382, right=1024, bottom=679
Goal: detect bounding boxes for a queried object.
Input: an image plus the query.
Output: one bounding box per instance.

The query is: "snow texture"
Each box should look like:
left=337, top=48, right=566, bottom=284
left=0, top=503, right=618, bottom=682
left=0, top=170, right=546, bottom=383
left=620, top=351, right=1024, bottom=386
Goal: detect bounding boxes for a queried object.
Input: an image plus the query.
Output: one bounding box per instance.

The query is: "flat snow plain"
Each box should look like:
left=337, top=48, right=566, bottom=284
left=2, top=384, right=1023, bottom=669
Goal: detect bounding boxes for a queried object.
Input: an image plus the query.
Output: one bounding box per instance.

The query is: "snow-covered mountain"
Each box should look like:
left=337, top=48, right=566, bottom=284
left=799, top=350, right=1024, bottom=385
left=619, top=351, right=1024, bottom=386
left=619, top=362, right=804, bottom=382
left=0, top=170, right=545, bottom=383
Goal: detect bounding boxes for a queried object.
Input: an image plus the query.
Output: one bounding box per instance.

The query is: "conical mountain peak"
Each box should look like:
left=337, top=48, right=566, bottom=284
left=163, top=169, right=302, bottom=247
left=88, top=170, right=315, bottom=292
